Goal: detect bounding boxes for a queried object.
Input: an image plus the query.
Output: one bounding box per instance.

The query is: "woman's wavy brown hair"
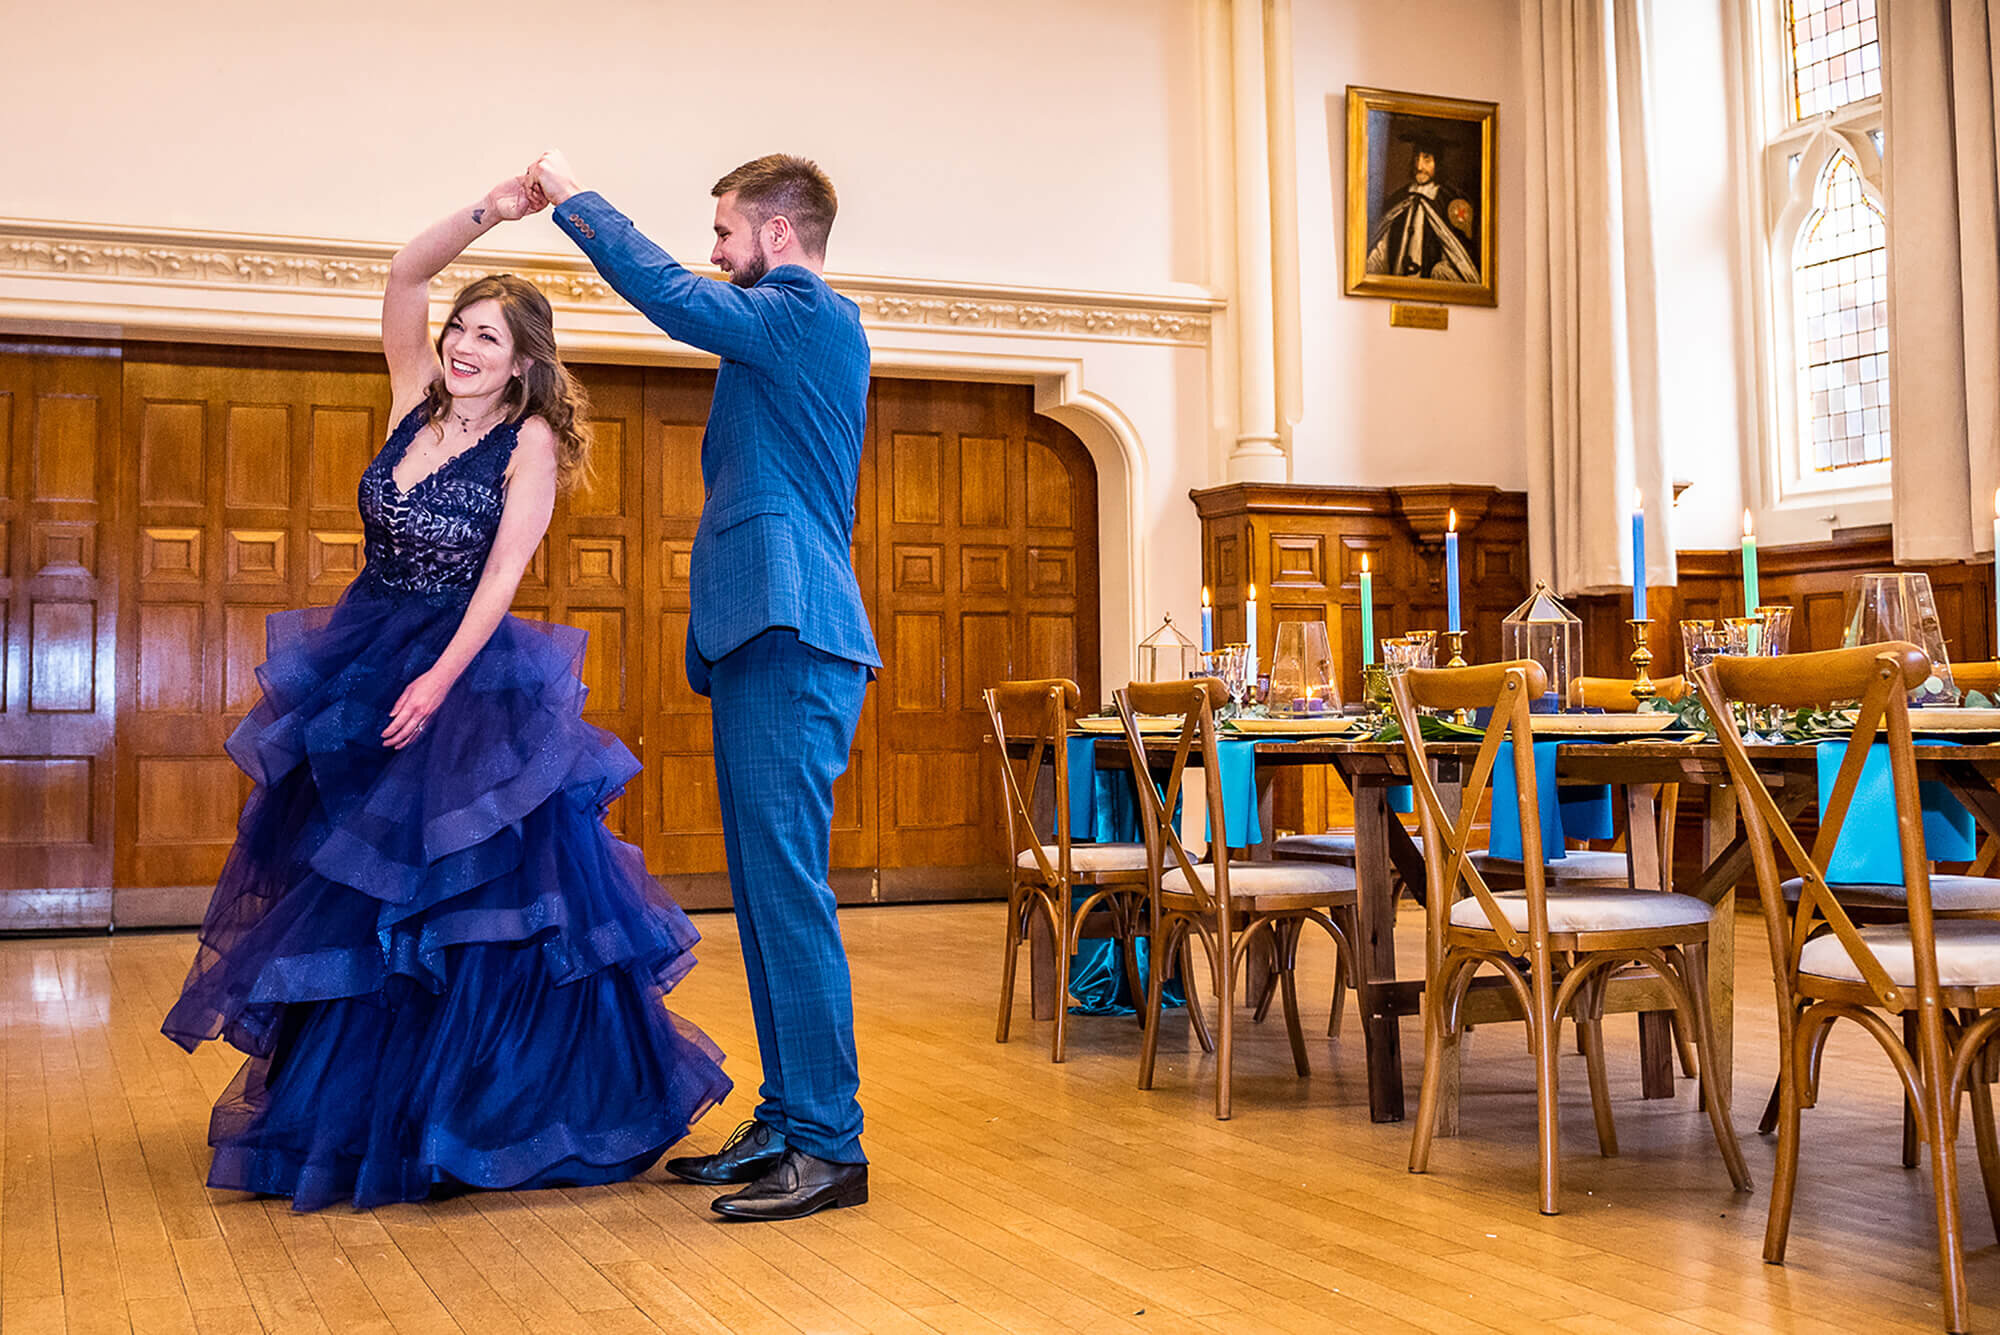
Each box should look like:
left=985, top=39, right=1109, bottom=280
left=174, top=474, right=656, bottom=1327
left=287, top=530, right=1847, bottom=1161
left=422, top=274, right=592, bottom=492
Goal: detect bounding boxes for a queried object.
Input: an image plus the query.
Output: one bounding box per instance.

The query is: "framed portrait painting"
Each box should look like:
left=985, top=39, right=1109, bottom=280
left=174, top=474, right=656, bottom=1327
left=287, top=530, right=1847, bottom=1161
left=1344, top=86, right=1497, bottom=307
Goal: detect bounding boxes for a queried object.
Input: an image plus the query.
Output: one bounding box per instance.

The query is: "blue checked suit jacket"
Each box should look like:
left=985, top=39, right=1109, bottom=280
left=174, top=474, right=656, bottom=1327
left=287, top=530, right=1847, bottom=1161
left=554, top=192, right=881, bottom=696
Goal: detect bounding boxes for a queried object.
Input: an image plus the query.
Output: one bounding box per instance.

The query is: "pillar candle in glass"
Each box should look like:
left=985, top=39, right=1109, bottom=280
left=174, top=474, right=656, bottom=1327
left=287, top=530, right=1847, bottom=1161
left=1631, top=490, right=1647, bottom=621
left=1741, top=508, right=1760, bottom=612
left=1360, top=555, right=1376, bottom=665
left=1200, top=586, right=1213, bottom=653
left=1445, top=509, right=1462, bottom=633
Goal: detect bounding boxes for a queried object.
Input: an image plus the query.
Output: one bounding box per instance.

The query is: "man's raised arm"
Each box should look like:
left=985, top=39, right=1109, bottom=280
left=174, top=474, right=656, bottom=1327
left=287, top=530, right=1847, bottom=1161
left=532, top=151, right=791, bottom=370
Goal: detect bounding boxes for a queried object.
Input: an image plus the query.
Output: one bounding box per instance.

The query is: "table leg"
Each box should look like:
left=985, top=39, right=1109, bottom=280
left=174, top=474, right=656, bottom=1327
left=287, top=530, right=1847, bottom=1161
left=1628, top=784, right=1677, bottom=1099
left=1352, top=781, right=1406, bottom=1123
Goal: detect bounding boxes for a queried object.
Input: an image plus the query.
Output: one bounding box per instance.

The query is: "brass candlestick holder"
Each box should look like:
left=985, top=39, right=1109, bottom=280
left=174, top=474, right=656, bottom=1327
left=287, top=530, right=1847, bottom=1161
left=1628, top=618, right=1656, bottom=701
left=1442, top=630, right=1471, bottom=724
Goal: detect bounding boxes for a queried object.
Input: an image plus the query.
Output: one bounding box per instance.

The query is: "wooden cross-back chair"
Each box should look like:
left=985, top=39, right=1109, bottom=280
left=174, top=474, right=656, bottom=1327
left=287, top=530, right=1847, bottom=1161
left=1391, top=660, right=1751, bottom=1215
left=1114, top=678, right=1358, bottom=1120
left=985, top=679, right=1152, bottom=1063
left=1700, top=643, right=2000, bottom=1333
left=1474, top=673, right=1693, bottom=892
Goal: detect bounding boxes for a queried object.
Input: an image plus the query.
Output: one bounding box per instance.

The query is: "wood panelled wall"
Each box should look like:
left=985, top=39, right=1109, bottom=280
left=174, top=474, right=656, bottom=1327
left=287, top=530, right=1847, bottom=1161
left=0, top=340, right=1098, bottom=929
left=0, top=347, right=121, bottom=928
left=1193, top=483, right=1533, bottom=836
left=1193, top=483, right=1531, bottom=697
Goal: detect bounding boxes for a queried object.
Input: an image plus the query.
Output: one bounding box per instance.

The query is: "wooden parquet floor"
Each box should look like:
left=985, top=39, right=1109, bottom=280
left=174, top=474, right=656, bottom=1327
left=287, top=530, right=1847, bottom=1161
left=3, top=902, right=1995, bottom=1333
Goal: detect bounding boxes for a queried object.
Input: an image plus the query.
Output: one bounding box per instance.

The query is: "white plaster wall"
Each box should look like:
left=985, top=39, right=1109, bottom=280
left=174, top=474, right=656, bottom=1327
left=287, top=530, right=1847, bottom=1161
left=0, top=0, right=1228, bottom=672
left=1, top=0, right=1211, bottom=295
left=1287, top=0, right=1529, bottom=490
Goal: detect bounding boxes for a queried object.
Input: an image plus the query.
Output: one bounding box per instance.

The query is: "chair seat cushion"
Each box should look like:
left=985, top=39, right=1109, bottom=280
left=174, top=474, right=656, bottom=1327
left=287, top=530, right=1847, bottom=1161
left=1018, top=843, right=1149, bottom=873
left=1273, top=830, right=1434, bottom=865
left=1272, top=832, right=1361, bottom=863
left=1476, top=849, right=1633, bottom=884
left=1166, top=860, right=1357, bottom=906
left=1449, top=889, right=1713, bottom=933
left=1780, top=875, right=2000, bottom=913
left=1799, top=919, right=2000, bottom=988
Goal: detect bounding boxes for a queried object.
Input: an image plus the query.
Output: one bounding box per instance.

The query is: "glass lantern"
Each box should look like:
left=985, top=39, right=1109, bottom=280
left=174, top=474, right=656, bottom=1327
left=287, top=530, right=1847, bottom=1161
left=1135, top=613, right=1202, bottom=683
left=1501, top=581, right=1582, bottom=712
left=1843, top=572, right=1959, bottom=705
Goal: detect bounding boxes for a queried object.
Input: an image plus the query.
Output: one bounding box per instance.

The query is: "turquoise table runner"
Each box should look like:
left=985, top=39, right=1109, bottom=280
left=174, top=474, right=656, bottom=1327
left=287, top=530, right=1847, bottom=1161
left=1485, top=739, right=1617, bottom=864
left=1209, top=738, right=1266, bottom=848
left=1817, top=741, right=1977, bottom=883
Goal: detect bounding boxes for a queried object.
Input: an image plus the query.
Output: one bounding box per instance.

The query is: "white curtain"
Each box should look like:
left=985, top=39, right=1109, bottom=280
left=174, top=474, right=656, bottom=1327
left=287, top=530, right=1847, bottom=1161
left=1882, top=1, right=2000, bottom=562
left=1522, top=0, right=1673, bottom=596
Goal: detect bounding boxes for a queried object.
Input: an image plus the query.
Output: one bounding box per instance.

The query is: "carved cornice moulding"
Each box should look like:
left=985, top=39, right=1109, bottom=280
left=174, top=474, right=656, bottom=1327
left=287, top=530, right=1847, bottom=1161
left=0, top=217, right=1218, bottom=349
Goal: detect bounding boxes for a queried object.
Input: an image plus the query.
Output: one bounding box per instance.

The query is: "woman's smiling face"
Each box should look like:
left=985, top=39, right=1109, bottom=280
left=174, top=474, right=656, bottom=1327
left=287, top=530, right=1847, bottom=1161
left=439, top=297, right=525, bottom=399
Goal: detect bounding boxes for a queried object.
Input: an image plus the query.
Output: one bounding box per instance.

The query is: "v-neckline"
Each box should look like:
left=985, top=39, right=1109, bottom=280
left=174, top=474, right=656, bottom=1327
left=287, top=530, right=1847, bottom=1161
left=388, top=418, right=507, bottom=497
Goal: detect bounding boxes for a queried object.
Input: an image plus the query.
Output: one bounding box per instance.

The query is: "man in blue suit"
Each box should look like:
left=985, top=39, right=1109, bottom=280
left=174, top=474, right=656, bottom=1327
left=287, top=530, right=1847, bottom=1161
left=532, top=149, right=879, bottom=1221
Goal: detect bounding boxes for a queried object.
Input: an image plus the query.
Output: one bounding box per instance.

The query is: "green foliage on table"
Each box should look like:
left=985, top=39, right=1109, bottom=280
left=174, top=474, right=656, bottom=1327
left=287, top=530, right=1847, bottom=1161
left=1368, top=713, right=1485, bottom=743
left=1640, top=693, right=1710, bottom=736
left=1639, top=691, right=1858, bottom=741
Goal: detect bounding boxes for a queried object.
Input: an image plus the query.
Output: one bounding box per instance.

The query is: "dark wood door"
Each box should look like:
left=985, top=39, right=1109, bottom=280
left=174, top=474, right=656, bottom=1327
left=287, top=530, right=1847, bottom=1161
left=871, top=380, right=1100, bottom=884
left=117, top=349, right=393, bottom=892
left=0, top=345, right=122, bottom=928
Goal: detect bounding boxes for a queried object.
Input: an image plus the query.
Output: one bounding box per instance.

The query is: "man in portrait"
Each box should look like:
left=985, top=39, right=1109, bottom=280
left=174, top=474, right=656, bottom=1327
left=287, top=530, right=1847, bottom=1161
left=1364, top=122, right=1481, bottom=283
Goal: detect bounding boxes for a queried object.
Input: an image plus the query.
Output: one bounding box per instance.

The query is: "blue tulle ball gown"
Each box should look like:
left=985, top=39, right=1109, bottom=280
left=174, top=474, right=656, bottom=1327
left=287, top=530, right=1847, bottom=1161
left=162, top=403, right=731, bottom=1211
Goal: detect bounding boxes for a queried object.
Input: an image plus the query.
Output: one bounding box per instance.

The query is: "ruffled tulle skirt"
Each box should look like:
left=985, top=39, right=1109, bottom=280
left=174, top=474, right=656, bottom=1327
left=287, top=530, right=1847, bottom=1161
left=162, top=575, right=730, bottom=1211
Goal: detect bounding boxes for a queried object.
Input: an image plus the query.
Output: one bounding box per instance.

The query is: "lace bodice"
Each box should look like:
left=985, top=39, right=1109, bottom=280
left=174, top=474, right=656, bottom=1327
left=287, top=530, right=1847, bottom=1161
left=357, top=404, right=521, bottom=601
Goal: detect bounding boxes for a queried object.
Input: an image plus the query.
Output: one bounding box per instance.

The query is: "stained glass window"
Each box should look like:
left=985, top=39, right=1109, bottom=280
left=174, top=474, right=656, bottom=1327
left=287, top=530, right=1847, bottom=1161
left=1795, top=152, right=1888, bottom=471
left=1787, top=0, right=1880, bottom=120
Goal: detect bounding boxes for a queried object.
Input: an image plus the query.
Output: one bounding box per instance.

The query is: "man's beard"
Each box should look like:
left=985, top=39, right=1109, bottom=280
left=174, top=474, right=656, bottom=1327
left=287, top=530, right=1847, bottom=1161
left=728, top=239, right=771, bottom=288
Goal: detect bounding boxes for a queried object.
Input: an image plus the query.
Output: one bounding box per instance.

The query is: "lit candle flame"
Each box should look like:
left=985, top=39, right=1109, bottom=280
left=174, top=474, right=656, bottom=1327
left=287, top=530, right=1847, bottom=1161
left=1248, top=583, right=1256, bottom=600
left=1201, top=586, right=1210, bottom=608
left=1633, top=487, right=1643, bottom=512
left=1742, top=508, right=1755, bottom=539
left=1361, top=554, right=1370, bottom=574
left=1447, top=508, right=1458, bottom=533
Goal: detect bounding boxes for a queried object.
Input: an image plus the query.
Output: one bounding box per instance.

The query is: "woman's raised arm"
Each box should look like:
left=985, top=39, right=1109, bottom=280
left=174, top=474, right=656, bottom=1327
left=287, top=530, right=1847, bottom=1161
left=382, top=175, right=546, bottom=408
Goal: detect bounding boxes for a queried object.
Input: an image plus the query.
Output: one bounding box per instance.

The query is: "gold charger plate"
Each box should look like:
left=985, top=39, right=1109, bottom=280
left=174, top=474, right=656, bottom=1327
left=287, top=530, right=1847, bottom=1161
left=1226, top=716, right=1364, bottom=736
left=1527, top=713, right=1683, bottom=735
left=1906, top=708, right=2000, bottom=732
left=1076, top=715, right=1182, bottom=734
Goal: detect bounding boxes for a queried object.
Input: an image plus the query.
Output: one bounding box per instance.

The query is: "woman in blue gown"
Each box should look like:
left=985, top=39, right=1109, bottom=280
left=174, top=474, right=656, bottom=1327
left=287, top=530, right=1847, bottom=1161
left=161, top=174, right=731, bottom=1211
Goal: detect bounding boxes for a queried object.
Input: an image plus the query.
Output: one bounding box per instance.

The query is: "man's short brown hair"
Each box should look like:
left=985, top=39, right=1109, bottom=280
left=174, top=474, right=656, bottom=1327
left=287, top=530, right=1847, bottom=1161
left=712, top=155, right=838, bottom=258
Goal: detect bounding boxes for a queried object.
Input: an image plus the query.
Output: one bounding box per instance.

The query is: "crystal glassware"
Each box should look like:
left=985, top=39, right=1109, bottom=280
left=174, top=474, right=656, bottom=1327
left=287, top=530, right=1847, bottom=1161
left=1752, top=604, right=1793, bottom=657
left=1843, top=572, right=1958, bottom=704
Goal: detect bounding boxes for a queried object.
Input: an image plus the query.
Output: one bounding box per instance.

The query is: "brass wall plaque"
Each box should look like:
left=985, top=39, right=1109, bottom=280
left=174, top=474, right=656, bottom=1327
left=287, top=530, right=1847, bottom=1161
left=1390, top=303, right=1449, bottom=330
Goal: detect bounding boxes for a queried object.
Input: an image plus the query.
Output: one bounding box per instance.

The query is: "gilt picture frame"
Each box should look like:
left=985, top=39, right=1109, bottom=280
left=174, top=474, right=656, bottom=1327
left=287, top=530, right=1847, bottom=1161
left=1344, top=86, right=1497, bottom=308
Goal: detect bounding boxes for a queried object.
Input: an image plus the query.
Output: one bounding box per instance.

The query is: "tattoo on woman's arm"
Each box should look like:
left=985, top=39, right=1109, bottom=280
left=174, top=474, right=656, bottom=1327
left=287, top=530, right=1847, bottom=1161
left=472, top=208, right=486, bottom=224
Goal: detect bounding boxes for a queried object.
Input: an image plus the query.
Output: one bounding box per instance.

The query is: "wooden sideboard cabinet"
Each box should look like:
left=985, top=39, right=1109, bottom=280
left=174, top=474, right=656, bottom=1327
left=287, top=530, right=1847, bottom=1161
left=1189, top=482, right=1532, bottom=834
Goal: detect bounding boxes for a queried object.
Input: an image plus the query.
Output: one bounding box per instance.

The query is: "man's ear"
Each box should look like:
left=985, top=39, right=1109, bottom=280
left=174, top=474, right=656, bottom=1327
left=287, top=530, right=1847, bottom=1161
left=766, top=214, right=794, bottom=255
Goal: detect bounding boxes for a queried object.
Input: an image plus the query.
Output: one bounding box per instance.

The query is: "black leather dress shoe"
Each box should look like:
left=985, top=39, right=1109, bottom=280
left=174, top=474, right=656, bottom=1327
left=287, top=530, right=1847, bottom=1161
left=664, top=1120, right=786, bottom=1185
left=710, top=1148, right=867, bottom=1221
